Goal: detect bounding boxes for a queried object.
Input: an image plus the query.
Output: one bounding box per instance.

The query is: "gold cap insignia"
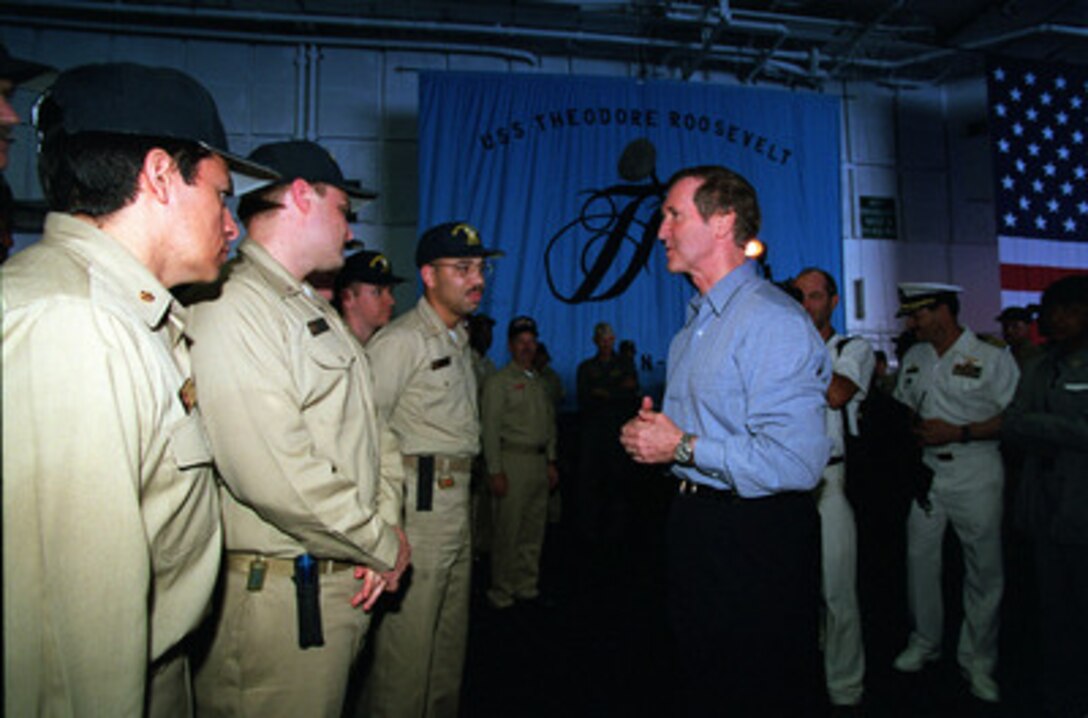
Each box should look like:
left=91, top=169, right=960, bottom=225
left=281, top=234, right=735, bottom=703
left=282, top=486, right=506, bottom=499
left=452, top=223, right=480, bottom=246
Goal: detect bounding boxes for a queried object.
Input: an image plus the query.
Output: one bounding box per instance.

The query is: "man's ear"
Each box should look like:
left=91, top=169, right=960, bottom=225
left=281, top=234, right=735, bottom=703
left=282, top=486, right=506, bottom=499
left=830, top=293, right=840, bottom=313
left=141, top=148, right=177, bottom=204
left=709, top=210, right=735, bottom=244
left=420, top=264, right=437, bottom=291
left=287, top=177, right=313, bottom=214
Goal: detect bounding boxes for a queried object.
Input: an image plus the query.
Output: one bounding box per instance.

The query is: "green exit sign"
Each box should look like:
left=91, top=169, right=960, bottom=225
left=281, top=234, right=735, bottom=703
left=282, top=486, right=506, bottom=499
left=859, top=196, right=898, bottom=239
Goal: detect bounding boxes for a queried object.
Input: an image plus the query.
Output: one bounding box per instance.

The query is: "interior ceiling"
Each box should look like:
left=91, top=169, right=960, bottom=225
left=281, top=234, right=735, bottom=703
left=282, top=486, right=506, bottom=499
left=3, top=0, right=1087, bottom=88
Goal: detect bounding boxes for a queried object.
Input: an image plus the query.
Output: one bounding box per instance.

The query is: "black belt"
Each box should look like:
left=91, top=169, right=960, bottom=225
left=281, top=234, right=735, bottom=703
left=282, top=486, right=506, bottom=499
left=677, top=478, right=739, bottom=502
left=936, top=452, right=955, bottom=462
left=827, top=456, right=845, bottom=466
left=501, top=440, right=547, bottom=455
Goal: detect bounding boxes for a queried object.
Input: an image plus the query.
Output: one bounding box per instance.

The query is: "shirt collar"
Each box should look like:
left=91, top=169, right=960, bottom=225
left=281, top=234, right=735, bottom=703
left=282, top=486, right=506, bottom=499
left=689, top=260, right=759, bottom=319
left=44, top=212, right=174, bottom=330
left=948, top=326, right=977, bottom=355
left=415, top=295, right=469, bottom=346
left=237, top=238, right=306, bottom=299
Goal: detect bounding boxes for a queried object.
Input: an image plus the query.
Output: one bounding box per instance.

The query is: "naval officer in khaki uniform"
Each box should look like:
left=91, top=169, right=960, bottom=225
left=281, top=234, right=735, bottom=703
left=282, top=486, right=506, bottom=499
left=3, top=63, right=276, bottom=717
left=366, top=221, right=502, bottom=718
left=189, top=141, right=409, bottom=717
left=481, top=316, right=560, bottom=609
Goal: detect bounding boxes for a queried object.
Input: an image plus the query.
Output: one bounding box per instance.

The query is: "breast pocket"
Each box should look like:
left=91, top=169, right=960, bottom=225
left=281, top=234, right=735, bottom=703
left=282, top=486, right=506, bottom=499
left=1057, top=378, right=1088, bottom=417
left=299, top=327, right=356, bottom=403
left=169, top=411, right=214, bottom=469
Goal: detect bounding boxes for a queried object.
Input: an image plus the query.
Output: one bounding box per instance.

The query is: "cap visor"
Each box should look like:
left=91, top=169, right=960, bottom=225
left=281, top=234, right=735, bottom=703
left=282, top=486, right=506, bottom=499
left=342, top=182, right=379, bottom=213
left=202, top=143, right=281, bottom=196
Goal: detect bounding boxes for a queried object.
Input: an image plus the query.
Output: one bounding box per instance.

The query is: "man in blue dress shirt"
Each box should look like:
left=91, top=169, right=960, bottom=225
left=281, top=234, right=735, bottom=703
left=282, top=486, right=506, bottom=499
left=621, top=165, right=832, bottom=716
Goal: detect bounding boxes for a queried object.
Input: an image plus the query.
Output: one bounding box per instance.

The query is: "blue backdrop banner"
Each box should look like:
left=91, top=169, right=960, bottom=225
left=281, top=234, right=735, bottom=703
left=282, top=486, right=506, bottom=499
left=419, top=72, right=841, bottom=406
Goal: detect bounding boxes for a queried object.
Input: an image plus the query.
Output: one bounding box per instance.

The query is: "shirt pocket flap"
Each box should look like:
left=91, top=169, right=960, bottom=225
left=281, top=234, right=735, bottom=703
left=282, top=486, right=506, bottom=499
left=305, top=331, right=355, bottom=370
left=170, top=412, right=215, bottom=470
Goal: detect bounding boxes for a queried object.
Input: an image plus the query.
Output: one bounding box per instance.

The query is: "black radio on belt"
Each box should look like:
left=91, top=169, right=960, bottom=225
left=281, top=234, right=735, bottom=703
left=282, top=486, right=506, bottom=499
left=293, top=554, right=325, bottom=649
left=416, top=455, right=435, bottom=512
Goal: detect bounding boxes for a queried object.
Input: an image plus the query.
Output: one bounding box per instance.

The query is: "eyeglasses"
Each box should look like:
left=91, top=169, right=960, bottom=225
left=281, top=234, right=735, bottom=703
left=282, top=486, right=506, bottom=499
left=430, top=260, right=494, bottom=278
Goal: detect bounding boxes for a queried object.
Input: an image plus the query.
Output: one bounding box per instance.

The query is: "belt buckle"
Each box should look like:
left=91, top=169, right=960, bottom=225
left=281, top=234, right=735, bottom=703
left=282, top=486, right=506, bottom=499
left=246, top=558, right=267, bottom=592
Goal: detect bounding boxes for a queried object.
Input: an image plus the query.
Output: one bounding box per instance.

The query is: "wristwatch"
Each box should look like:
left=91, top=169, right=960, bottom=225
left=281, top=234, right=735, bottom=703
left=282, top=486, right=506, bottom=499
left=674, top=432, right=696, bottom=466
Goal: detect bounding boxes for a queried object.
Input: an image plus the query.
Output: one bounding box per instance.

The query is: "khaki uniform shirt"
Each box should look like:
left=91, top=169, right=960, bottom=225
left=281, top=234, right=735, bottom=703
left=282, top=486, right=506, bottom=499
left=367, top=297, right=480, bottom=458
left=3, top=213, right=221, bottom=716
left=481, top=363, right=558, bottom=475
left=189, top=240, right=398, bottom=571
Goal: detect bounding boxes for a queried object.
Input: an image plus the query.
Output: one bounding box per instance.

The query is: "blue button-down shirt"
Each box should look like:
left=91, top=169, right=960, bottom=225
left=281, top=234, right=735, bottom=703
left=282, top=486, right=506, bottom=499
left=664, top=261, right=832, bottom=498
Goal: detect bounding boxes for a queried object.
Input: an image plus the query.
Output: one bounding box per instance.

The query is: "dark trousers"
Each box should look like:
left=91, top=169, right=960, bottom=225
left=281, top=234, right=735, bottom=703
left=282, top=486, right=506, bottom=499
left=667, top=488, right=824, bottom=717
left=1036, top=536, right=1088, bottom=718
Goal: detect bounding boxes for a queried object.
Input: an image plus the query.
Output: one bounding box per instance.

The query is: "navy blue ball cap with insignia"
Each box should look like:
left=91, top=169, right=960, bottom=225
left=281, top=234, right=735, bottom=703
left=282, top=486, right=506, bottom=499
left=335, top=250, right=405, bottom=292
left=508, top=315, right=538, bottom=339
left=245, top=140, right=377, bottom=211
left=34, top=62, right=279, bottom=195
left=415, top=221, right=504, bottom=267
left=897, top=282, right=963, bottom=317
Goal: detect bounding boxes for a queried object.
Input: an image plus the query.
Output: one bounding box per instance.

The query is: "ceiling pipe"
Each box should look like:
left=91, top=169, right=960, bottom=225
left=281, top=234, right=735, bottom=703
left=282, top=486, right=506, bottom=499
left=829, top=22, right=1088, bottom=73
left=0, top=12, right=542, bottom=66
left=826, top=0, right=907, bottom=77
left=5, top=0, right=1079, bottom=84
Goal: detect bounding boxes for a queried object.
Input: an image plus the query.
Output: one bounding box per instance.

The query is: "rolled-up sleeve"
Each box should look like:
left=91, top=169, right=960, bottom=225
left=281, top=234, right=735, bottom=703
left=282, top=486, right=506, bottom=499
left=666, top=273, right=832, bottom=498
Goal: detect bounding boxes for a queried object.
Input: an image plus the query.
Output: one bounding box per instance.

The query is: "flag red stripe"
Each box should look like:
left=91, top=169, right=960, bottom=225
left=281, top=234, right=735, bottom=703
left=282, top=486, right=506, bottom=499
left=1000, top=264, right=1088, bottom=292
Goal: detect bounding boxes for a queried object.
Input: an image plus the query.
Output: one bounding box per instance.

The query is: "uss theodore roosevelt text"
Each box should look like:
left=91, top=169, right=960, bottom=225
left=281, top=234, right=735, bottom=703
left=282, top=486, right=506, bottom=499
left=479, top=106, right=794, bottom=165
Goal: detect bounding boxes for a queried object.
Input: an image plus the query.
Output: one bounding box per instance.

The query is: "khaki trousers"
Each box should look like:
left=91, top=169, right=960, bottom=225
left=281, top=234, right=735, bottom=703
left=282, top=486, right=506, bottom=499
left=147, top=650, right=192, bottom=718
left=367, top=464, right=472, bottom=718
left=487, top=449, right=548, bottom=608
left=194, top=562, right=371, bottom=718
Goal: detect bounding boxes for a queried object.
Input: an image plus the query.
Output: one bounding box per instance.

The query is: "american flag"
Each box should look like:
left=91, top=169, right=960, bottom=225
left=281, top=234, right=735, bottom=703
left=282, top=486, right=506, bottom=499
left=987, top=56, right=1088, bottom=309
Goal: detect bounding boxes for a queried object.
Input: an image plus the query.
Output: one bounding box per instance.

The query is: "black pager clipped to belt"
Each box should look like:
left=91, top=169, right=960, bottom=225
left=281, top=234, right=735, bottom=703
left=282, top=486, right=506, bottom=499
left=293, top=554, right=325, bottom=649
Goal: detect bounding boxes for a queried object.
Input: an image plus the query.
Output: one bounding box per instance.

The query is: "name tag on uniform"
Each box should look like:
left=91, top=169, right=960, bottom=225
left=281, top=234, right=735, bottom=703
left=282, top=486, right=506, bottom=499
left=431, top=356, right=451, bottom=370
left=952, top=360, right=982, bottom=378
left=307, top=318, right=330, bottom=336
left=905, top=366, right=919, bottom=374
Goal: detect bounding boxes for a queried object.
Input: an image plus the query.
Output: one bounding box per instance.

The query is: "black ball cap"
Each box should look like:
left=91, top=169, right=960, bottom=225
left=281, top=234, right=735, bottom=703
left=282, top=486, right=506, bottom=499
left=507, top=315, right=538, bottom=339
left=415, top=221, right=503, bottom=267
left=246, top=140, right=378, bottom=211
left=36, top=62, right=279, bottom=194
left=995, top=306, right=1033, bottom=323
left=335, top=250, right=406, bottom=293
left=0, top=44, right=51, bottom=84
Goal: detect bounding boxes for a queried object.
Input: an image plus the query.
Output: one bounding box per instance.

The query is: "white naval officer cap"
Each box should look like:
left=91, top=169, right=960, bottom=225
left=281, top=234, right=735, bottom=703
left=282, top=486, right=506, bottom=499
left=896, top=282, right=963, bottom=317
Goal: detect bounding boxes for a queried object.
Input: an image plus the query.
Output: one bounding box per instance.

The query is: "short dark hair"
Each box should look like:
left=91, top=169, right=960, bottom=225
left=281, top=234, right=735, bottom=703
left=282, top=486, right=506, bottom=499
left=236, top=181, right=330, bottom=225
left=796, top=267, right=838, bottom=297
left=665, top=165, right=761, bottom=247
left=38, top=130, right=210, bottom=216
left=934, top=292, right=960, bottom=318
